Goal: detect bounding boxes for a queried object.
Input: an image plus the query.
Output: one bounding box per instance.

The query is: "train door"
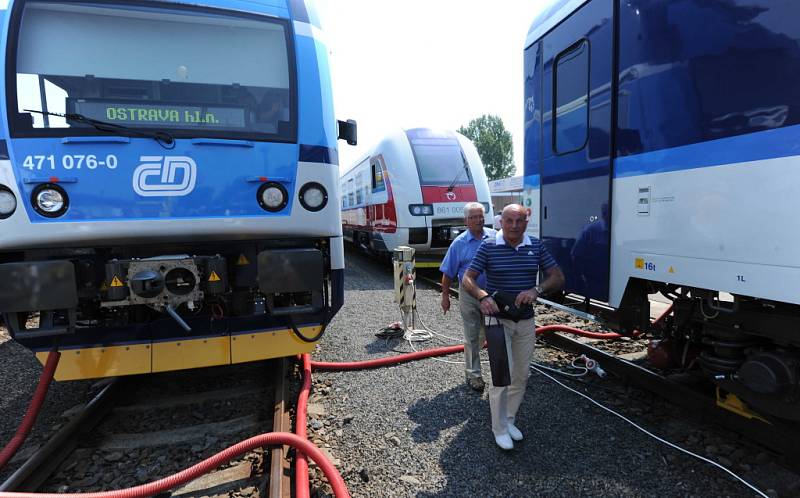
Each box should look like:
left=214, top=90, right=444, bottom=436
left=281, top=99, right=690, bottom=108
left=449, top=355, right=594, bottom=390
left=370, top=156, right=388, bottom=228
left=540, top=0, right=614, bottom=302
left=366, top=159, right=376, bottom=227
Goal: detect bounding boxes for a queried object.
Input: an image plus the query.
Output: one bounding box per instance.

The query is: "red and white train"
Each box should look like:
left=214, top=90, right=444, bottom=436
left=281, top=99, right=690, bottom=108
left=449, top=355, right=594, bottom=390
left=340, top=128, right=493, bottom=261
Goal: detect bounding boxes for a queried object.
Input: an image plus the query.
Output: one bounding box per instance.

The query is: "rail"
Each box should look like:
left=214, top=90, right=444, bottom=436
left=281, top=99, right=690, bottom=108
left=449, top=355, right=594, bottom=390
left=0, top=380, right=121, bottom=492
left=269, top=359, right=292, bottom=498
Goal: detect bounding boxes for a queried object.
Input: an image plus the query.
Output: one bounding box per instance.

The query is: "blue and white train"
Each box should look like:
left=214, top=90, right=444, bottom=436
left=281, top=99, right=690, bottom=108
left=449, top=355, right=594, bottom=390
left=0, top=0, right=355, bottom=380
left=525, top=0, right=800, bottom=420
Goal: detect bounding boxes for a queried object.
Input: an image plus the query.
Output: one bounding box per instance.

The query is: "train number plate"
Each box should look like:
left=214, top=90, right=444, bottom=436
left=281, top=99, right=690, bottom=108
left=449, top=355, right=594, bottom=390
left=433, top=203, right=466, bottom=217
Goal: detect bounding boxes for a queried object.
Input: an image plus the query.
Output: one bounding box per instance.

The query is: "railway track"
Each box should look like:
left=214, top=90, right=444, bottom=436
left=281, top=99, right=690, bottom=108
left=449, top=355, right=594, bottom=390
left=1, top=359, right=294, bottom=497
left=415, top=270, right=800, bottom=472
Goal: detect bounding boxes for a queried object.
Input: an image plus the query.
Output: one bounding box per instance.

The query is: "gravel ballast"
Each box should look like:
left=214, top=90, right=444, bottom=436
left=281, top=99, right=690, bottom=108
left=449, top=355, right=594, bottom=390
left=304, top=251, right=796, bottom=497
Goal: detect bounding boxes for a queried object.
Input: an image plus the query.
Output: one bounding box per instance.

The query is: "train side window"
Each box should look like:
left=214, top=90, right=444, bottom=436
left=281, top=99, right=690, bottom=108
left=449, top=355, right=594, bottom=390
left=553, top=39, right=589, bottom=154
left=355, top=172, right=364, bottom=205
left=347, top=178, right=354, bottom=206
left=371, top=161, right=385, bottom=192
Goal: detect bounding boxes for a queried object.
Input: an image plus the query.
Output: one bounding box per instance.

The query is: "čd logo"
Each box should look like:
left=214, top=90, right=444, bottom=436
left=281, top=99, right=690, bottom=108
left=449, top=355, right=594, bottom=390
left=133, top=156, right=197, bottom=197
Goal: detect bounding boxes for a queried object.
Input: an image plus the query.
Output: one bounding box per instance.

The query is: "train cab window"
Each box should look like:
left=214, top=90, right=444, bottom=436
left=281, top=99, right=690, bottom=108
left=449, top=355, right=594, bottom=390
left=11, top=1, right=296, bottom=142
left=371, top=161, right=385, bottom=192
left=406, top=130, right=472, bottom=186
left=554, top=40, right=589, bottom=154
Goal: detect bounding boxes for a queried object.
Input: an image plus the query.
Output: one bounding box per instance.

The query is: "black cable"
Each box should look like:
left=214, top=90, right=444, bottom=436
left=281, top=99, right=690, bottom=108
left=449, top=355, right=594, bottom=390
left=374, top=326, right=404, bottom=340
left=288, top=283, right=330, bottom=343
left=51, top=335, right=61, bottom=353
left=288, top=316, right=326, bottom=343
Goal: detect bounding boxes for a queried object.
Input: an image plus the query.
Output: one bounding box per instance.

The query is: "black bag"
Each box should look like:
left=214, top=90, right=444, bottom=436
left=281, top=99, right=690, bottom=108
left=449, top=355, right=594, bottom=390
left=485, top=318, right=510, bottom=387
left=491, top=290, right=534, bottom=322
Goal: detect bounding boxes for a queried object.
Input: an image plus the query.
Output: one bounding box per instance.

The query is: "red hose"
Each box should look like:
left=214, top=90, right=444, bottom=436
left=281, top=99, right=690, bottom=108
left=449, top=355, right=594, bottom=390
left=0, top=432, right=349, bottom=498
left=310, top=344, right=465, bottom=371
left=0, top=351, right=60, bottom=469
left=308, top=323, right=649, bottom=372
left=295, top=354, right=312, bottom=498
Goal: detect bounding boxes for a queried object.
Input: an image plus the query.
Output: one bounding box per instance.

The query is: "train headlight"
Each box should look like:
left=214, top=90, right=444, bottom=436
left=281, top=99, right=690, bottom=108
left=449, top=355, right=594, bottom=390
left=257, top=182, right=288, bottom=212
left=299, top=182, right=328, bottom=212
left=31, top=184, right=68, bottom=218
left=0, top=186, right=16, bottom=219
left=408, top=204, right=434, bottom=216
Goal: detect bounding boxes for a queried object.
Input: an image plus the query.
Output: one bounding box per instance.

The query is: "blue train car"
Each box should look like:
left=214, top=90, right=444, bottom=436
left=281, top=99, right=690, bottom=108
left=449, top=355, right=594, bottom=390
left=525, top=0, right=800, bottom=420
left=0, top=0, right=356, bottom=380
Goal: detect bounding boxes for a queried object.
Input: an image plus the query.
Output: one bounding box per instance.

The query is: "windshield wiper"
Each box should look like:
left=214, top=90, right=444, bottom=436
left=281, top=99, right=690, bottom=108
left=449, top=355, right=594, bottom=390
left=24, top=109, right=174, bottom=149
left=446, top=152, right=471, bottom=192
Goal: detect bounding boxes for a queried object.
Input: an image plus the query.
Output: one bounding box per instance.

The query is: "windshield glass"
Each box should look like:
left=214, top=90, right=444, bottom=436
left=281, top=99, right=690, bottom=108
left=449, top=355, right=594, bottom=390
left=11, top=2, right=295, bottom=141
left=406, top=129, right=473, bottom=186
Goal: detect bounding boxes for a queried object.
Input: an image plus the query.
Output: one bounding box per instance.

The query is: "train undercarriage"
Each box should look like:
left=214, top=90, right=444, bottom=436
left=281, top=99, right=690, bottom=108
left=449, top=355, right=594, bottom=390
left=613, top=279, right=800, bottom=422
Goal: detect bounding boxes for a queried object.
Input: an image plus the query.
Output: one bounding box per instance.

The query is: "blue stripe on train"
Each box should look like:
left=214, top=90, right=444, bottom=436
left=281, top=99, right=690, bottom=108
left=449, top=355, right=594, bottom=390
left=614, top=124, right=800, bottom=178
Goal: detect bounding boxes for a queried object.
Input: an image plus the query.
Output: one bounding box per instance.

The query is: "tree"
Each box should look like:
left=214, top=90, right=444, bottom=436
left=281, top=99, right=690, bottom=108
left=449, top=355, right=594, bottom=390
left=457, top=114, right=514, bottom=181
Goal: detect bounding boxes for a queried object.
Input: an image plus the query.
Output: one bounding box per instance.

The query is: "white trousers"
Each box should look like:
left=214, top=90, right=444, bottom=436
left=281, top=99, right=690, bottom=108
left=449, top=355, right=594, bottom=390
left=488, top=317, right=536, bottom=436
left=458, top=285, right=485, bottom=380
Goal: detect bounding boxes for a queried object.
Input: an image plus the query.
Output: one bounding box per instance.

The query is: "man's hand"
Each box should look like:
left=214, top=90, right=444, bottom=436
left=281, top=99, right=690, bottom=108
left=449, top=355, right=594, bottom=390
left=441, top=293, right=451, bottom=314
left=515, top=289, right=538, bottom=307
left=479, top=296, right=499, bottom=315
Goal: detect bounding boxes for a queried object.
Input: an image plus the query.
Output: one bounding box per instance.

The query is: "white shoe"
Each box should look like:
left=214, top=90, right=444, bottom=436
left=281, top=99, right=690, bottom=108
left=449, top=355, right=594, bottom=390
left=507, top=422, right=523, bottom=442
left=494, top=433, right=514, bottom=450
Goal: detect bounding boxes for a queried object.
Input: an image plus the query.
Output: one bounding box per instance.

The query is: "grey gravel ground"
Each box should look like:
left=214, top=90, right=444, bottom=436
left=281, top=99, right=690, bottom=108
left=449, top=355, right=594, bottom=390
left=304, top=250, right=785, bottom=498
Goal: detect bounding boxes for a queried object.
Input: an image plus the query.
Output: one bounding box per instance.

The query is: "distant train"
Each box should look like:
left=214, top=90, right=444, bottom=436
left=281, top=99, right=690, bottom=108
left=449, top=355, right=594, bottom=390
left=341, top=128, right=493, bottom=262
left=524, top=0, right=800, bottom=420
left=0, top=0, right=355, bottom=380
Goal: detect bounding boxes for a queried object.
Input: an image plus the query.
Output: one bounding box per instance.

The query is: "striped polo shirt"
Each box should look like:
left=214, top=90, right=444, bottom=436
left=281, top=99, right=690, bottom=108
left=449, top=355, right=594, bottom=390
left=468, top=230, right=558, bottom=293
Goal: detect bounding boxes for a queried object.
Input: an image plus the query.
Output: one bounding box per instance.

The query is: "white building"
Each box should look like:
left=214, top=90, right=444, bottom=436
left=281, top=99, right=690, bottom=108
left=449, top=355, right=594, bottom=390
left=488, top=175, right=523, bottom=214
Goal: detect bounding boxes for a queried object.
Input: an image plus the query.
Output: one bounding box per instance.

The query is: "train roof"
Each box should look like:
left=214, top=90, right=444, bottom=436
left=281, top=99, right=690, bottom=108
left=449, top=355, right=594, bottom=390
left=525, top=0, right=589, bottom=49
left=339, top=128, right=467, bottom=176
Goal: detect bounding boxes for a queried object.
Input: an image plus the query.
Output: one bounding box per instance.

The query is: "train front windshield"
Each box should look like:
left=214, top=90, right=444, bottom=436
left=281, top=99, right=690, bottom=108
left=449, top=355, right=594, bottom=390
left=407, top=132, right=473, bottom=186
left=9, top=1, right=296, bottom=142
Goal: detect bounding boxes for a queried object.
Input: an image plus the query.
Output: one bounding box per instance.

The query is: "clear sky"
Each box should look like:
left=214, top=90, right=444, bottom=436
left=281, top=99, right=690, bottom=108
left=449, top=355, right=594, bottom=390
left=315, top=0, right=554, bottom=175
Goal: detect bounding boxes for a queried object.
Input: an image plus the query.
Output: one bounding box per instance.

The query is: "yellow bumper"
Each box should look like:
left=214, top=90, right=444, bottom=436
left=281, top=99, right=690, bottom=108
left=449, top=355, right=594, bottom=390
left=35, top=326, right=321, bottom=381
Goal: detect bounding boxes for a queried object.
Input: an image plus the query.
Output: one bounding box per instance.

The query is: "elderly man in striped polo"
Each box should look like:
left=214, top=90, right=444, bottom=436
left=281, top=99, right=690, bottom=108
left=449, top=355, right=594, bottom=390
left=462, top=204, right=565, bottom=450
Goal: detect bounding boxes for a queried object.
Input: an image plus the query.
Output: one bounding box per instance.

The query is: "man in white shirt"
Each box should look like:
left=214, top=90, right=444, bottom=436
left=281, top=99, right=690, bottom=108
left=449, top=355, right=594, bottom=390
left=493, top=212, right=502, bottom=230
